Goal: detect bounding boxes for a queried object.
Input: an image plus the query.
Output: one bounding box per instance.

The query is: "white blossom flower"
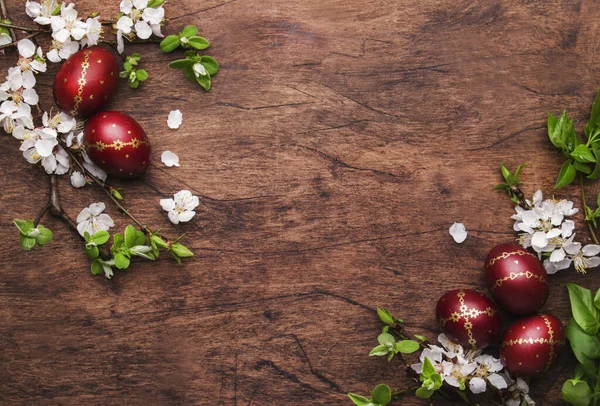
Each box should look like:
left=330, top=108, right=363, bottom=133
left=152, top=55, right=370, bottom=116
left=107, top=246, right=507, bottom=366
left=66, top=130, right=84, bottom=149
left=504, top=374, right=536, bottom=406
left=76, top=202, right=114, bottom=237
left=449, top=222, right=467, bottom=243
left=25, top=0, right=58, bottom=25
left=20, top=126, right=57, bottom=165
left=167, top=109, right=182, bottom=129
left=82, top=151, right=107, bottom=181
left=50, top=3, right=87, bottom=43
left=81, top=17, right=102, bottom=47
left=70, top=171, right=86, bottom=188
left=42, top=111, right=76, bottom=134
left=0, top=101, right=33, bottom=133
left=160, top=190, right=199, bottom=224
left=17, top=39, right=47, bottom=73
left=46, top=38, right=79, bottom=62
left=411, top=334, right=505, bottom=395
left=161, top=150, right=180, bottom=167
left=44, top=146, right=70, bottom=175
left=116, top=0, right=165, bottom=53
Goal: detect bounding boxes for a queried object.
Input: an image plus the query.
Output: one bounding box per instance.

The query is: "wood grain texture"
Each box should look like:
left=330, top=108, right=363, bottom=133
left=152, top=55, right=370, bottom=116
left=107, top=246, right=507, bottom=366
left=0, top=0, right=598, bottom=404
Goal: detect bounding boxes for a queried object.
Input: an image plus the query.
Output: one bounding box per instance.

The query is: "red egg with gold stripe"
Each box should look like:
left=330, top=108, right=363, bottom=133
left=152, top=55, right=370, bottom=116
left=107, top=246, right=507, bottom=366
left=84, top=111, right=151, bottom=179
left=436, top=289, right=501, bottom=349
left=485, top=243, right=549, bottom=315
left=53, top=47, right=119, bottom=118
left=500, top=313, right=564, bottom=378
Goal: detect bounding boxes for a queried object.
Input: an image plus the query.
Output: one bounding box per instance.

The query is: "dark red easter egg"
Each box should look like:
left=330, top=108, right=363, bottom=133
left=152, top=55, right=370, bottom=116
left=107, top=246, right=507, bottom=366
left=500, top=313, right=564, bottom=378
left=436, top=289, right=501, bottom=349
left=84, top=111, right=151, bottom=179
left=485, top=243, right=549, bottom=315
left=53, top=47, right=119, bottom=118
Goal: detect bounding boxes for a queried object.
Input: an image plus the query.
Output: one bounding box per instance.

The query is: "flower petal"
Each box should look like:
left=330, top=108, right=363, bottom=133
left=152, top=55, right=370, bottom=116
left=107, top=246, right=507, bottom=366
left=160, top=198, right=175, bottom=211
left=488, top=374, right=507, bottom=390
left=70, top=171, right=86, bottom=188
left=582, top=244, right=600, bottom=257
left=167, top=109, right=182, bottom=129
left=177, top=210, right=196, bottom=223
left=469, top=377, right=486, bottom=394
left=88, top=202, right=106, bottom=216
left=17, top=38, right=36, bottom=58
left=134, top=20, right=152, bottom=39
left=549, top=248, right=565, bottom=263
left=531, top=231, right=548, bottom=250
left=449, top=222, right=467, bottom=243
left=161, top=150, right=180, bottom=167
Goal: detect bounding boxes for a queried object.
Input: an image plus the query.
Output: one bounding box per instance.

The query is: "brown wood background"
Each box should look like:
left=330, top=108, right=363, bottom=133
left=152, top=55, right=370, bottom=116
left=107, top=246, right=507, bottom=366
left=1, top=0, right=599, bottom=404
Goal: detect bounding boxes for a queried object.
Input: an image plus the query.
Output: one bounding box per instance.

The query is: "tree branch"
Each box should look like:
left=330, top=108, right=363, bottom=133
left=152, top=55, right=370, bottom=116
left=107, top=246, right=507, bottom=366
left=0, top=32, right=42, bottom=51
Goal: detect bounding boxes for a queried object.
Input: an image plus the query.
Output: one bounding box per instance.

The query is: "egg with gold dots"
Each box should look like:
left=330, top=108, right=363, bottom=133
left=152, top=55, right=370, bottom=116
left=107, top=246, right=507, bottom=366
left=500, top=313, right=564, bottom=378
left=53, top=47, right=119, bottom=118
left=83, top=111, right=152, bottom=179
left=435, top=289, right=501, bottom=350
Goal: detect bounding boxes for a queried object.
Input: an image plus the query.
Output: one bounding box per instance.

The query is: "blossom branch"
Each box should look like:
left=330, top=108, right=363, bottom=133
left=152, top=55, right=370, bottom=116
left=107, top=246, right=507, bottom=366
left=580, top=174, right=599, bottom=245
left=0, top=32, right=43, bottom=51
left=0, top=21, right=46, bottom=33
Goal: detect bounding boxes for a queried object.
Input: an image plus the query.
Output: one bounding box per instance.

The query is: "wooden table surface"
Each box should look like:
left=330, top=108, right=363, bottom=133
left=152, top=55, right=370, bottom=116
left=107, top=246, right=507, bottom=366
left=1, top=0, right=599, bottom=404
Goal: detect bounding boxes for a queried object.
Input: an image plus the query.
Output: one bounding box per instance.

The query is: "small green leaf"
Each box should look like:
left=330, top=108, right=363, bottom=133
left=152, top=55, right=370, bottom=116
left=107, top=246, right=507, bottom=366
left=91, top=260, right=104, bottom=275
left=493, top=183, right=510, bottom=191
left=35, top=226, right=53, bottom=246
left=377, top=333, right=394, bottom=346
left=200, top=56, right=219, bottom=75
left=348, top=394, right=371, bottom=406
left=147, top=0, right=165, bottom=7
left=565, top=318, right=600, bottom=364
left=555, top=160, right=577, bottom=189
left=588, top=149, right=600, bottom=179
left=562, top=379, right=592, bottom=406
left=414, top=334, right=427, bottom=342
left=19, top=234, right=36, bottom=250
left=169, top=59, right=194, bottom=69
left=395, top=340, right=420, bottom=354
left=119, top=71, right=129, bottom=79
left=567, top=283, right=600, bottom=335
left=197, top=74, right=211, bottom=91
left=86, top=245, right=100, bottom=259
left=170, top=243, right=194, bottom=258
left=91, top=230, right=110, bottom=245
left=422, top=357, right=435, bottom=378
left=128, top=79, right=140, bottom=89
left=136, top=69, right=149, bottom=81
left=14, top=219, right=34, bottom=235
left=377, top=308, right=394, bottom=325
left=150, top=235, right=169, bottom=249
left=585, top=87, right=600, bottom=138
left=500, top=163, right=511, bottom=182
left=415, top=387, right=433, bottom=399
left=124, top=61, right=133, bottom=71
left=124, top=225, right=137, bottom=249
left=369, top=344, right=389, bottom=357
left=187, top=36, right=210, bottom=50
left=574, top=161, right=592, bottom=175
left=571, top=144, right=596, bottom=163
left=114, top=252, right=130, bottom=269
left=594, top=288, right=600, bottom=309
left=371, top=384, right=391, bottom=405
left=160, top=35, right=181, bottom=52
left=181, top=25, right=198, bottom=38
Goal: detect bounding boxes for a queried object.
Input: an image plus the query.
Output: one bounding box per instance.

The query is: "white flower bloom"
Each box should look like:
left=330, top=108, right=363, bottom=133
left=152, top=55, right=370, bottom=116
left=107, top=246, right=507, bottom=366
left=505, top=374, right=536, bottom=406
left=43, top=146, right=70, bottom=175
left=82, top=151, right=107, bottom=181
left=47, top=37, right=80, bottom=62
left=26, top=0, right=57, bottom=25
left=160, top=190, right=200, bottom=224
left=449, top=222, right=467, bottom=243
left=42, top=111, right=76, bottom=133
left=161, top=150, right=180, bottom=167
left=50, top=3, right=87, bottom=43
left=116, top=0, right=164, bottom=53
left=76, top=202, right=114, bottom=237
left=17, top=42, right=47, bottom=73
left=81, top=17, right=102, bottom=47
left=20, top=127, right=57, bottom=164
left=66, top=130, right=84, bottom=149
left=167, top=109, right=183, bottom=129
left=70, top=171, right=86, bottom=188
left=193, top=63, right=207, bottom=77
left=0, top=101, right=33, bottom=133
left=116, top=16, right=134, bottom=34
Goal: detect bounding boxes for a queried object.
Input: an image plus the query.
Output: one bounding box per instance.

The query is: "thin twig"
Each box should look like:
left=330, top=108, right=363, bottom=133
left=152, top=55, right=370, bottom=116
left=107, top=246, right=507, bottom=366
left=0, top=0, right=16, bottom=41
left=0, top=32, right=42, bottom=51
left=580, top=173, right=600, bottom=244
left=0, top=21, right=45, bottom=33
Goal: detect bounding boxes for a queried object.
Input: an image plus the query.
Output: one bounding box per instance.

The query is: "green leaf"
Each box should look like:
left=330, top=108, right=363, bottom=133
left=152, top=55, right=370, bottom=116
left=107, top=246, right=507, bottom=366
left=348, top=394, right=371, bottom=406
left=415, top=387, right=433, bottom=399
left=170, top=243, right=194, bottom=258
left=128, top=79, right=140, bottom=89
left=377, top=308, right=394, bottom=325
left=555, top=160, right=577, bottom=189
left=169, top=59, right=194, bottom=70
left=123, top=61, right=133, bottom=71
left=150, top=235, right=169, bottom=249
left=588, top=149, right=600, bottom=179
left=187, top=36, right=210, bottom=50
left=567, top=283, right=600, bottom=335
left=585, top=88, right=600, bottom=138
left=181, top=25, right=198, bottom=38
left=112, top=233, right=124, bottom=252
left=562, top=379, right=592, bottom=406
left=395, top=340, right=420, bottom=354
left=549, top=111, right=579, bottom=156
left=197, top=74, right=211, bottom=91
left=91, top=260, right=104, bottom=275
left=85, top=245, right=100, bottom=259
left=14, top=219, right=34, bottom=235
left=371, top=384, right=391, bottom=405
left=160, top=35, right=180, bottom=52
left=91, top=230, right=110, bottom=245
left=35, top=226, right=53, bottom=246
left=571, top=144, right=596, bottom=163
left=377, top=333, right=394, bottom=346
left=594, top=288, right=600, bottom=309
left=183, top=66, right=196, bottom=82
left=119, top=71, right=129, bottom=79
left=147, top=0, right=165, bottom=7
left=114, top=252, right=130, bottom=270
left=566, top=318, right=600, bottom=362
left=200, top=56, right=219, bottom=75
left=19, top=234, right=36, bottom=250
left=500, top=163, right=511, bottom=182
left=171, top=251, right=182, bottom=264
left=130, top=245, right=155, bottom=260
left=414, top=334, right=427, bottom=342
left=136, top=69, right=149, bottom=81
left=124, top=225, right=138, bottom=249
left=493, top=183, right=510, bottom=191
left=111, top=188, right=124, bottom=200
left=422, top=357, right=435, bottom=378
left=574, top=161, right=592, bottom=175
left=369, top=344, right=389, bottom=357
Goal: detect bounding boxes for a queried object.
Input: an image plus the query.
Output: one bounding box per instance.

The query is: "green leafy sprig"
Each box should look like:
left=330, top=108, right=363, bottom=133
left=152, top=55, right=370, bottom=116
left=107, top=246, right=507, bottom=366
left=14, top=219, right=53, bottom=250
left=169, top=51, right=219, bottom=91
left=494, top=163, right=529, bottom=208
left=160, top=25, right=210, bottom=53
left=119, top=53, right=149, bottom=89
left=349, top=384, right=392, bottom=406
left=562, top=283, right=600, bottom=406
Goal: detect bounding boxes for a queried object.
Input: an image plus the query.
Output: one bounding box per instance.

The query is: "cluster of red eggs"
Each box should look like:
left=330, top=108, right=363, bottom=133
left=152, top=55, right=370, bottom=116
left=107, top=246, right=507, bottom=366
left=435, top=243, right=564, bottom=378
left=53, top=47, right=152, bottom=179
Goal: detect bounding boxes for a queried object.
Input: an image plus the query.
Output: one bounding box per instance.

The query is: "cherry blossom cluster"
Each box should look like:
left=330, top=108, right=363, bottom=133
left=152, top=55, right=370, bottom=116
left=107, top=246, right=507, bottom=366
left=116, top=0, right=165, bottom=53
left=512, top=190, right=600, bottom=274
